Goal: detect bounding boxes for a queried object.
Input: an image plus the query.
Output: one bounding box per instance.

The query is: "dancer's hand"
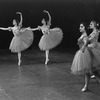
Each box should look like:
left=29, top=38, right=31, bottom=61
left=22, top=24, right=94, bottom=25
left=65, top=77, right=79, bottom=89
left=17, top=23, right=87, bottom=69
left=26, top=27, right=31, bottom=30
left=38, top=26, right=41, bottom=30
left=16, top=12, right=22, bottom=15
left=43, top=10, right=48, bottom=13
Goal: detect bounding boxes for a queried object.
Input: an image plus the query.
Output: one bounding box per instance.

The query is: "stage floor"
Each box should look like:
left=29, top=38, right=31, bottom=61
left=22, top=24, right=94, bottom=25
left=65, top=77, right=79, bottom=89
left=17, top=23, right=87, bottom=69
left=0, top=48, right=99, bottom=100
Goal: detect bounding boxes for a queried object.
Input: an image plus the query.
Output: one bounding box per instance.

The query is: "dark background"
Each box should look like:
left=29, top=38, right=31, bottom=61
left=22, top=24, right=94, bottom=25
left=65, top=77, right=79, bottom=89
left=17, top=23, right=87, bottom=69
left=0, top=0, right=100, bottom=50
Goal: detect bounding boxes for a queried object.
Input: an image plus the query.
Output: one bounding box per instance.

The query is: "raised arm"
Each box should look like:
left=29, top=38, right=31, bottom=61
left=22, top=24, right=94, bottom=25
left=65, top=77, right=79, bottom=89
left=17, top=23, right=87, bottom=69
left=16, top=12, right=23, bottom=27
left=43, top=10, right=51, bottom=26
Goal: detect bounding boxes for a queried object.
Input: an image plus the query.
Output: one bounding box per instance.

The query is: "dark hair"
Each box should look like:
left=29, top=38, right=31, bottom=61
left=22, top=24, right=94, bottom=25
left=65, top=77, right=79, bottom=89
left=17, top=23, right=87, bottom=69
left=13, top=19, right=19, bottom=26
left=80, top=22, right=87, bottom=30
left=42, top=18, right=47, bottom=25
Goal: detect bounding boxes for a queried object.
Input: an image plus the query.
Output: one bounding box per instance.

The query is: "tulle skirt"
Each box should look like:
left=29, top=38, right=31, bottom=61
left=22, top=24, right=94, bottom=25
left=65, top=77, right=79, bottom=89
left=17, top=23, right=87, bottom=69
left=9, top=29, right=33, bottom=53
left=88, top=42, right=100, bottom=67
left=39, top=28, right=63, bottom=51
left=71, top=48, right=92, bottom=75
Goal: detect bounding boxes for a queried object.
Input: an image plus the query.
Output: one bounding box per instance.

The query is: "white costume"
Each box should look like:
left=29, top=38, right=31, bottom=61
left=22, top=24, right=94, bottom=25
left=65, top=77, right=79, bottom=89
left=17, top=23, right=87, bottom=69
left=88, top=30, right=100, bottom=67
left=71, top=33, right=91, bottom=75
left=39, top=25, right=63, bottom=50
left=9, top=26, right=33, bottom=52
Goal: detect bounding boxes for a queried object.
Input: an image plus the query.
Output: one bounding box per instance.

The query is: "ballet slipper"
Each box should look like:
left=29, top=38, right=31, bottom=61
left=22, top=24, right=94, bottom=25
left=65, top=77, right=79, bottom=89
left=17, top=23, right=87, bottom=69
left=91, top=75, right=95, bottom=79
left=18, top=60, right=21, bottom=66
left=45, top=59, right=49, bottom=65
left=82, top=86, right=88, bottom=92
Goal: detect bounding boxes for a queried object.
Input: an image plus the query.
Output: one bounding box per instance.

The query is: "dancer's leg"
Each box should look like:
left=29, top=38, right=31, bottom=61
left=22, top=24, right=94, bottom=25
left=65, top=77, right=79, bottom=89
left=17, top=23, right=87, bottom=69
left=45, top=50, right=49, bottom=65
left=82, top=73, right=90, bottom=92
left=18, top=52, right=21, bottom=66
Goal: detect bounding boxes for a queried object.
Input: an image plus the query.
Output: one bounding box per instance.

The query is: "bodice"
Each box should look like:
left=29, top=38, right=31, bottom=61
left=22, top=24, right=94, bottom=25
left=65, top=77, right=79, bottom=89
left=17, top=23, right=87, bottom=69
left=78, top=33, right=87, bottom=49
left=41, top=25, right=49, bottom=34
left=12, top=26, right=20, bottom=36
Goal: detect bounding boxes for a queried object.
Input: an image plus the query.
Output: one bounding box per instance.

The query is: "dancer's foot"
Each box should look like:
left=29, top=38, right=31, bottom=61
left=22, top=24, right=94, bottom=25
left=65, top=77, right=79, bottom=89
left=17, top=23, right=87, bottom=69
left=91, top=75, right=95, bottom=79
left=18, top=60, right=21, bottom=66
left=82, top=86, right=88, bottom=92
left=91, top=75, right=100, bottom=83
left=45, top=59, right=49, bottom=65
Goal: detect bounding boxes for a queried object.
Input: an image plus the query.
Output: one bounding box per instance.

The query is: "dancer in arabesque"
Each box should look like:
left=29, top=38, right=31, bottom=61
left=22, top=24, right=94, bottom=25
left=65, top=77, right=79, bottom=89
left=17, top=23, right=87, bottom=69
left=38, top=10, right=63, bottom=65
left=0, top=12, right=39, bottom=66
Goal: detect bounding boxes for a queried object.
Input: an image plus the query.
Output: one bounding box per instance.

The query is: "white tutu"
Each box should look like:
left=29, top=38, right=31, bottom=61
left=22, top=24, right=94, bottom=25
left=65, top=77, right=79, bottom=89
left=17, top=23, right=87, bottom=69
left=88, top=42, right=100, bottom=67
left=71, top=48, right=92, bottom=75
left=89, top=48, right=100, bottom=67
left=39, top=27, right=63, bottom=51
left=9, top=29, right=33, bottom=52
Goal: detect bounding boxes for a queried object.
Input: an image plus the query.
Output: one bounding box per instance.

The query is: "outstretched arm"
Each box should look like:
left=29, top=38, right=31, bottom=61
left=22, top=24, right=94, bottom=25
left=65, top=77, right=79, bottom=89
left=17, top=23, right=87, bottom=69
left=16, top=12, right=23, bottom=27
left=27, top=27, right=40, bottom=31
left=27, top=26, right=41, bottom=31
left=0, top=27, right=11, bottom=31
left=43, top=10, right=51, bottom=26
left=19, top=27, right=40, bottom=32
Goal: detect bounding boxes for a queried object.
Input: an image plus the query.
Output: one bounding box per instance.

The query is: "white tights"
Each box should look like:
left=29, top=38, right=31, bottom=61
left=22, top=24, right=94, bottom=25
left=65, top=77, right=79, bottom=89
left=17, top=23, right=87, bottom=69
left=18, top=52, right=21, bottom=66
left=45, top=50, right=49, bottom=65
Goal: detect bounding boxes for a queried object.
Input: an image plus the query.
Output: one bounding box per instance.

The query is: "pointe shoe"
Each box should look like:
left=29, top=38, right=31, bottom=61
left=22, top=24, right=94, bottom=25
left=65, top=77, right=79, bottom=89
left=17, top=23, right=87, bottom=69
left=82, top=87, right=88, bottom=92
left=18, top=62, right=20, bottom=66
left=45, top=59, right=49, bottom=65
left=91, top=75, right=95, bottom=79
left=91, top=75, right=100, bottom=83
left=18, top=60, right=21, bottom=66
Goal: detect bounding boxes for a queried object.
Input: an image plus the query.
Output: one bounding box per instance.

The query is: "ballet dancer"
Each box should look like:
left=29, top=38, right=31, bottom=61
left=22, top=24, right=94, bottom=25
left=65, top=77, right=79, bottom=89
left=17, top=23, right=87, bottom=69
left=87, top=20, right=100, bottom=82
left=71, top=22, right=92, bottom=92
left=38, top=10, right=63, bottom=64
left=0, top=12, right=38, bottom=66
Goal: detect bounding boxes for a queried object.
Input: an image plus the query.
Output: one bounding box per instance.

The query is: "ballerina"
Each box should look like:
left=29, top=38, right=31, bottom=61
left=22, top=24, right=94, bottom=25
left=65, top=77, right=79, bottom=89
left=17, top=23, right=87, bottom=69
left=71, top=22, right=92, bottom=92
left=87, top=20, right=100, bottom=82
left=0, top=12, right=38, bottom=66
left=38, top=10, right=63, bottom=64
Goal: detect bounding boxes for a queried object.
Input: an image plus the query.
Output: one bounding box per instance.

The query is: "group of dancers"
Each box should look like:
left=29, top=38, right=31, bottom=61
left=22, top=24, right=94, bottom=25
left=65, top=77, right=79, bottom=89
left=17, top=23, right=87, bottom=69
left=1, top=9, right=100, bottom=92
left=0, top=10, right=63, bottom=66
left=71, top=20, right=100, bottom=92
